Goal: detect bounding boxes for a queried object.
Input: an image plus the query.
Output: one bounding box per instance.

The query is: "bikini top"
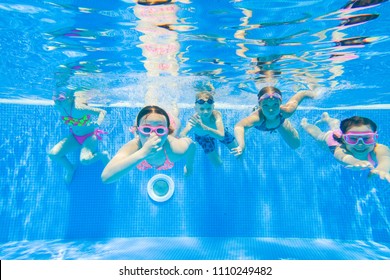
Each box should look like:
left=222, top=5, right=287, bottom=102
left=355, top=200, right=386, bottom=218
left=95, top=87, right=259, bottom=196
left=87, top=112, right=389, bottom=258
left=136, top=149, right=174, bottom=171
left=61, top=105, right=91, bottom=126
left=254, top=112, right=285, bottom=133
left=62, top=115, right=91, bottom=126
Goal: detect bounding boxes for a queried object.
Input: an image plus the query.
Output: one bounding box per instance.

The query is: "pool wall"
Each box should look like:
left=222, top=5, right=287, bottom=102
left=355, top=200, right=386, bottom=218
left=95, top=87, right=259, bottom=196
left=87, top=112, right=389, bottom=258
left=1, top=104, right=389, bottom=243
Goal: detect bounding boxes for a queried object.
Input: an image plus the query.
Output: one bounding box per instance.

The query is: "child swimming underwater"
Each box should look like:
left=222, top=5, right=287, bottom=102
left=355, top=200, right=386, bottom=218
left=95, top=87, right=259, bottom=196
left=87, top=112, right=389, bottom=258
left=48, top=91, right=109, bottom=184
left=232, top=86, right=316, bottom=156
left=180, top=92, right=238, bottom=166
left=301, top=113, right=390, bottom=183
left=101, top=105, right=195, bottom=183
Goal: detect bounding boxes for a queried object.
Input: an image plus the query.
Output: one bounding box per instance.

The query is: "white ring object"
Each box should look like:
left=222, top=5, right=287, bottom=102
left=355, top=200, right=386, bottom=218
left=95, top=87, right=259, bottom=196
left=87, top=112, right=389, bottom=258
left=147, top=174, right=175, bottom=202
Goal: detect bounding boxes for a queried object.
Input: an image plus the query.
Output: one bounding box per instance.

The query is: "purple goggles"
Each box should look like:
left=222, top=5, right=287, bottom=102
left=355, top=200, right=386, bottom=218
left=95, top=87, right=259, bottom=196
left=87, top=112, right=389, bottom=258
left=258, top=92, right=282, bottom=102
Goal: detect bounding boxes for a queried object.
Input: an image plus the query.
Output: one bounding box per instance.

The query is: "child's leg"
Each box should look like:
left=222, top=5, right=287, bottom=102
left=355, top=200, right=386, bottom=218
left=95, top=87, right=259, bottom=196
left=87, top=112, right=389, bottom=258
left=320, top=112, right=340, bottom=131
left=278, top=120, right=300, bottom=149
left=196, top=135, right=222, bottom=166
left=48, top=136, right=79, bottom=184
left=80, top=137, right=109, bottom=166
left=207, top=150, right=223, bottom=166
left=301, top=118, right=327, bottom=142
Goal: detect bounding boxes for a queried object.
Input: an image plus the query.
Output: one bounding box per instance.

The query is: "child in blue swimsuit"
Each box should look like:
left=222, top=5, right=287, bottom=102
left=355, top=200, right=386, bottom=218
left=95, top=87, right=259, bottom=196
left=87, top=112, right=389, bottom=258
left=301, top=113, right=390, bottom=183
left=232, top=86, right=316, bottom=156
left=180, top=92, right=238, bottom=166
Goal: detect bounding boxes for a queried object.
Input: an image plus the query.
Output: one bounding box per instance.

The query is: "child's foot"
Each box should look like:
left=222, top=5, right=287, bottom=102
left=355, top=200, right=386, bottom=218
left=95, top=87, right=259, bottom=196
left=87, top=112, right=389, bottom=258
left=300, top=118, right=309, bottom=128
left=65, top=165, right=76, bottom=185
left=321, top=112, right=330, bottom=121
left=314, top=112, right=330, bottom=125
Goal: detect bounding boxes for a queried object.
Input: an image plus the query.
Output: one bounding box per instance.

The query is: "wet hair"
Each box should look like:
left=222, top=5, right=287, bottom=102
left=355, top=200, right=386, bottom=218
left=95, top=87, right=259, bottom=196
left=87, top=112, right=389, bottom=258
left=257, top=86, right=282, bottom=101
left=340, top=116, right=377, bottom=133
left=136, top=105, right=174, bottom=134
left=137, top=0, right=172, bottom=6
left=195, top=91, right=214, bottom=102
left=333, top=116, right=377, bottom=143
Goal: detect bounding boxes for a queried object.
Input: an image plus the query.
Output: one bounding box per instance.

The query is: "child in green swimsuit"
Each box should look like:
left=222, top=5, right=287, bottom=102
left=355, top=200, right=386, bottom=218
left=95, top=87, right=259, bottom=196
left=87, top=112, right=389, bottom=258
left=48, top=91, right=109, bottom=184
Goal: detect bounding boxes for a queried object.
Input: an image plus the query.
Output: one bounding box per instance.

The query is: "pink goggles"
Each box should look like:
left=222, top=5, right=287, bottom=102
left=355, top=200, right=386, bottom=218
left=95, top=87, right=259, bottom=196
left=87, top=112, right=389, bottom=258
left=258, top=92, right=282, bottom=102
left=138, top=125, right=169, bottom=136
left=342, top=131, right=378, bottom=145
left=52, top=93, right=67, bottom=101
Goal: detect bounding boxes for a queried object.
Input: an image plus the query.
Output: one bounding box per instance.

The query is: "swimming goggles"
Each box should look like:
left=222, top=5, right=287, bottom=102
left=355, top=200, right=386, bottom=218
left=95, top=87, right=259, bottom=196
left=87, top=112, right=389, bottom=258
left=258, top=92, right=282, bottom=102
left=195, top=99, right=214, bottom=105
left=52, top=93, right=67, bottom=101
left=342, top=131, right=378, bottom=145
left=138, top=125, right=169, bottom=136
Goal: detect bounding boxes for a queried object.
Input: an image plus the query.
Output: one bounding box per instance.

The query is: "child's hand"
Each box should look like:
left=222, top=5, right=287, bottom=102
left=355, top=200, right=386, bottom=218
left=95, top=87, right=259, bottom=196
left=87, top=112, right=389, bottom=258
left=231, top=146, right=244, bottom=157
left=188, top=115, right=204, bottom=132
left=345, top=160, right=374, bottom=170
left=140, top=135, right=162, bottom=157
left=369, top=169, right=390, bottom=183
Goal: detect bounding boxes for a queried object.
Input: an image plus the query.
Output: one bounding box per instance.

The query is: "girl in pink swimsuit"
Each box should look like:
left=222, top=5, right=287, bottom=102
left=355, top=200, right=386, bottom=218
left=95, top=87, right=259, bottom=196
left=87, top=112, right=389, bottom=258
left=301, top=113, right=390, bottom=183
left=48, top=91, right=110, bottom=184
left=101, top=105, right=196, bottom=184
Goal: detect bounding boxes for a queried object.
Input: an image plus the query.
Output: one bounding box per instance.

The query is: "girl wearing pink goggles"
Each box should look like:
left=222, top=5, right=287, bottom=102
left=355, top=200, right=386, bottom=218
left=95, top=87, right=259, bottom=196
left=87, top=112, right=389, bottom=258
left=301, top=113, right=390, bottom=183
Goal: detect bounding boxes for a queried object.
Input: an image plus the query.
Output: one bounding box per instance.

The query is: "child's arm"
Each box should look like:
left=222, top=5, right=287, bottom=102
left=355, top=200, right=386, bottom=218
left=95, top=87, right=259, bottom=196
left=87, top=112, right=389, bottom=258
left=77, top=103, right=107, bottom=126
left=101, top=136, right=161, bottom=183
left=189, top=111, right=225, bottom=140
left=281, top=90, right=315, bottom=117
left=179, top=121, right=193, bottom=137
left=371, top=144, right=390, bottom=183
left=333, top=146, right=373, bottom=170
left=183, top=139, right=196, bottom=176
left=169, top=137, right=196, bottom=175
left=232, top=110, right=260, bottom=156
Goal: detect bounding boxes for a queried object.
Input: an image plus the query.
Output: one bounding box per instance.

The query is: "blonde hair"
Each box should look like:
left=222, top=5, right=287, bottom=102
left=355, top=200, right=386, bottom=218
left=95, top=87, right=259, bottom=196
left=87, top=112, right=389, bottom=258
left=195, top=91, right=214, bottom=101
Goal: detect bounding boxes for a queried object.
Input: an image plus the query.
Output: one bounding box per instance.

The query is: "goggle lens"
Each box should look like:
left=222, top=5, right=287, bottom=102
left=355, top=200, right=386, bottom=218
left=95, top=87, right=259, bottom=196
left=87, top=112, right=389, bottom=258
left=195, top=99, right=214, bottom=105
left=138, top=125, right=168, bottom=136
left=343, top=133, right=378, bottom=145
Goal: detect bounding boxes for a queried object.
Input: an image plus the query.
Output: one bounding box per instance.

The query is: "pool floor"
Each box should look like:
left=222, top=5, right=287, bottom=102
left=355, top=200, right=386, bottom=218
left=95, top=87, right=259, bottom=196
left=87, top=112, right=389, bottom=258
left=1, top=238, right=390, bottom=260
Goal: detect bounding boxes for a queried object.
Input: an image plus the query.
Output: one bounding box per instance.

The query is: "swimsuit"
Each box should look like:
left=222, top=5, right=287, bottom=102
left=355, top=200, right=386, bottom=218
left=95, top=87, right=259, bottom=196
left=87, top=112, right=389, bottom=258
left=254, top=112, right=285, bottom=133
left=61, top=107, right=106, bottom=145
left=70, top=128, right=107, bottom=145
left=62, top=115, right=91, bottom=126
left=136, top=149, right=174, bottom=171
left=194, top=128, right=235, bottom=154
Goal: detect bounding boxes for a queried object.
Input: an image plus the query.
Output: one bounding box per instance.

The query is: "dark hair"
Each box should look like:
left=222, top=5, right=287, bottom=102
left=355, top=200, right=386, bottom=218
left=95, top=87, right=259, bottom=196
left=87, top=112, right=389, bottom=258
left=257, top=86, right=282, bottom=100
left=340, top=116, right=377, bottom=133
left=137, top=0, right=172, bottom=6
left=333, top=116, right=377, bottom=143
left=136, top=105, right=174, bottom=134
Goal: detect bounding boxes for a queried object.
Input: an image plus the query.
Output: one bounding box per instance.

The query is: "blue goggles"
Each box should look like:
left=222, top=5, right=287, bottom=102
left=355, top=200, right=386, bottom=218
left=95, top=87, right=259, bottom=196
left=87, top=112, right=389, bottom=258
left=195, top=99, right=214, bottom=105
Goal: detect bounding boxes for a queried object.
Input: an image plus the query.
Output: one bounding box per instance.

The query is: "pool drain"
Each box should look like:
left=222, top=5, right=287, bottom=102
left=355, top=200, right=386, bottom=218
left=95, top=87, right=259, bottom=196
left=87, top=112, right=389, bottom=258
left=147, top=174, right=175, bottom=202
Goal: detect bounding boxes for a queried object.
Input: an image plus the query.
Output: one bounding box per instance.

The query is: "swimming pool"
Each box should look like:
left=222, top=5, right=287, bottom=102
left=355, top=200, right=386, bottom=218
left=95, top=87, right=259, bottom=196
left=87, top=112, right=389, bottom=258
left=1, top=0, right=390, bottom=260
left=1, top=104, right=389, bottom=259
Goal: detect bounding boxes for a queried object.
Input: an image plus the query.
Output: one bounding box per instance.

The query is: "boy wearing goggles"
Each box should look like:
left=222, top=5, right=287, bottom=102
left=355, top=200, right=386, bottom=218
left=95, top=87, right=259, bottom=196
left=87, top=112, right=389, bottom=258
left=301, top=113, right=390, bottom=183
left=180, top=92, right=238, bottom=166
left=102, top=105, right=195, bottom=183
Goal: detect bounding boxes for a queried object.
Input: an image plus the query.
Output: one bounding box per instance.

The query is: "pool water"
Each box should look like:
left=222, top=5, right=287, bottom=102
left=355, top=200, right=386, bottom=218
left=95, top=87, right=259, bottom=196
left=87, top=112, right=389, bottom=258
left=0, top=0, right=389, bottom=260
left=1, top=104, right=389, bottom=259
